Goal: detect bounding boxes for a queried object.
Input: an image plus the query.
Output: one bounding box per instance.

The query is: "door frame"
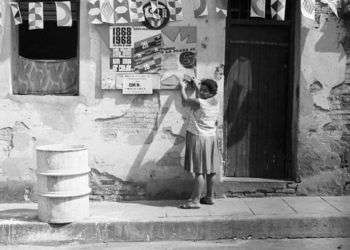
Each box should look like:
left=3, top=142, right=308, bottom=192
left=222, top=1, right=301, bottom=181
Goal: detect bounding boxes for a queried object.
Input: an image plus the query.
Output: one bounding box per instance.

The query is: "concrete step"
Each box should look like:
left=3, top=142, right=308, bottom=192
left=0, top=197, right=349, bottom=245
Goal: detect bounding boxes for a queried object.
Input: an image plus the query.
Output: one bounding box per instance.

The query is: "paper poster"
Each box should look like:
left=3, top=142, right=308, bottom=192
left=160, top=26, right=197, bottom=87
left=110, top=26, right=134, bottom=48
left=55, top=1, right=72, bottom=27
left=28, top=2, right=44, bottom=30
left=133, top=33, right=163, bottom=73
left=301, top=0, right=315, bottom=20
left=271, top=0, right=286, bottom=20
left=122, top=74, right=154, bottom=94
left=110, top=48, right=133, bottom=72
left=250, top=0, right=266, bottom=18
left=167, top=0, right=184, bottom=21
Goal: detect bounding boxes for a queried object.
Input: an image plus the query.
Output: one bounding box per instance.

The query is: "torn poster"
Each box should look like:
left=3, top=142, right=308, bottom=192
left=10, top=2, right=22, bottom=25
left=301, top=0, right=315, bottom=20
left=250, top=0, right=266, bottom=18
left=28, top=2, right=44, bottom=30
left=56, top=1, right=72, bottom=27
left=271, top=0, right=286, bottom=20
left=160, top=26, right=197, bottom=88
left=193, top=0, right=208, bottom=18
left=88, top=0, right=103, bottom=24
left=167, top=0, right=184, bottom=21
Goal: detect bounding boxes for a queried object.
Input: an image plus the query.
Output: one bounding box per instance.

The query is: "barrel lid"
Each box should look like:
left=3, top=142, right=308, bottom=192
left=36, top=144, right=87, bottom=152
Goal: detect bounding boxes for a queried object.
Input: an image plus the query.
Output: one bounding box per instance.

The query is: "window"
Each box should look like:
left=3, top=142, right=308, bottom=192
left=13, top=0, right=79, bottom=95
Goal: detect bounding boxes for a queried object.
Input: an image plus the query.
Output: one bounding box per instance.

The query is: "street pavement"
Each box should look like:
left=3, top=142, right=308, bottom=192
left=0, top=238, right=349, bottom=250
left=0, top=196, right=349, bottom=244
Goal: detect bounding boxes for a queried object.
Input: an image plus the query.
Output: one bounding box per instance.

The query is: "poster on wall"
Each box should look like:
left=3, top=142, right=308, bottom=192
left=102, top=25, right=197, bottom=91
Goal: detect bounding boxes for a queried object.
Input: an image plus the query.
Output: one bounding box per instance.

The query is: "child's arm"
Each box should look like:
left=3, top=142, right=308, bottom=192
left=179, top=80, right=200, bottom=109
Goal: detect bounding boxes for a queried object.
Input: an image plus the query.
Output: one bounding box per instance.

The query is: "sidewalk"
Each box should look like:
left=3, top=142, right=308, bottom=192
left=0, top=196, right=349, bottom=245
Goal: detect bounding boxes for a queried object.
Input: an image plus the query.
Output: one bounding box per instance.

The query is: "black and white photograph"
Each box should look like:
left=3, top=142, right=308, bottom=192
left=0, top=0, right=349, bottom=249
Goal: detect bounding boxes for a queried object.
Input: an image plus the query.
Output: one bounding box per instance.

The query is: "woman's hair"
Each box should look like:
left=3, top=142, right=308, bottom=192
left=201, top=79, right=218, bottom=95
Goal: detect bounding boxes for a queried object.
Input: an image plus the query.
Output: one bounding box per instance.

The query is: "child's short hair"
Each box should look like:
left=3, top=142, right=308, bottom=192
left=201, top=79, right=218, bottom=95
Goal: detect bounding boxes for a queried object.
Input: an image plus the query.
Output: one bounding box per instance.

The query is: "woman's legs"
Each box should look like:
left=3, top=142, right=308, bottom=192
left=205, top=173, right=215, bottom=199
left=190, top=173, right=205, bottom=203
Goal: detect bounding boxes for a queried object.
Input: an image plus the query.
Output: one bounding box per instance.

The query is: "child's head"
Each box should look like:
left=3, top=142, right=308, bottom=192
left=199, top=79, right=218, bottom=99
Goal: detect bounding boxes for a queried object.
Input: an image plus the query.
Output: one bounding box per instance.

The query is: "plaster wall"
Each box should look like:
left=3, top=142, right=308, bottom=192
left=297, top=7, right=350, bottom=195
left=0, top=0, right=226, bottom=201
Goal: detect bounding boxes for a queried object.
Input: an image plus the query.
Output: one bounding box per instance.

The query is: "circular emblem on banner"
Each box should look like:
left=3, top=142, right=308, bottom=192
left=179, top=51, right=196, bottom=69
left=142, top=2, right=170, bottom=30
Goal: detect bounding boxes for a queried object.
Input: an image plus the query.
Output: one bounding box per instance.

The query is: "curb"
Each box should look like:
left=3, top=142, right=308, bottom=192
left=0, top=214, right=349, bottom=245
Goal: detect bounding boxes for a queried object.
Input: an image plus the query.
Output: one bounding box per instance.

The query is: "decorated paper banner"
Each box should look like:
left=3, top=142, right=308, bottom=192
left=115, top=0, right=131, bottom=24
left=55, top=1, right=72, bottom=27
left=301, top=0, right=315, bottom=20
left=10, top=2, right=22, bottom=25
left=129, top=0, right=145, bottom=23
left=88, top=0, right=103, bottom=24
left=167, top=0, right=184, bottom=21
left=0, top=1, right=4, bottom=28
left=271, top=0, right=286, bottom=20
left=250, top=0, right=266, bottom=18
left=321, top=0, right=339, bottom=17
left=193, top=0, right=208, bottom=18
left=28, top=2, right=44, bottom=30
left=100, top=0, right=114, bottom=24
left=216, top=0, right=227, bottom=18
left=175, top=0, right=184, bottom=21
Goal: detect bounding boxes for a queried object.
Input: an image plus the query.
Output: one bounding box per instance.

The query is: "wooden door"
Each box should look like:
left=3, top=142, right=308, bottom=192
left=224, top=0, right=295, bottom=179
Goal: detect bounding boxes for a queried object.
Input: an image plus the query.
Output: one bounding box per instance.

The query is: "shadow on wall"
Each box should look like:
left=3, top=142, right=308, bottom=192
left=125, top=90, right=193, bottom=199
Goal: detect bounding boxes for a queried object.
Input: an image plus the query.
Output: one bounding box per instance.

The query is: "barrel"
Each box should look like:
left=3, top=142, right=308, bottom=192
left=36, top=144, right=90, bottom=223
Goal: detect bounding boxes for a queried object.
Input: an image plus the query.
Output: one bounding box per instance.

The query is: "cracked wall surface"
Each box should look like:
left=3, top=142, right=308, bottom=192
left=297, top=5, right=350, bottom=195
left=0, top=0, right=225, bottom=201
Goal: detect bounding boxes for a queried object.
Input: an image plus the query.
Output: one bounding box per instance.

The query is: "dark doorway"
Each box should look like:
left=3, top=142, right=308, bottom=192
left=224, top=0, right=296, bottom=179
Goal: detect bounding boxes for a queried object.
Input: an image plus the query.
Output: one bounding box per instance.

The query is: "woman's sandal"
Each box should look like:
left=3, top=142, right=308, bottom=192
left=200, top=197, right=215, bottom=205
left=179, top=201, right=201, bottom=209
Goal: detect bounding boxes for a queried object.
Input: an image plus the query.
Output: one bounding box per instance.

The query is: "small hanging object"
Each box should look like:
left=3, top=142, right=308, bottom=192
left=301, top=0, right=316, bottom=20
left=129, top=0, right=145, bottom=23
left=216, top=0, right=228, bottom=18
left=250, top=0, right=266, bottom=18
left=271, top=0, right=286, bottom=20
left=55, top=1, right=72, bottom=27
left=143, top=1, right=170, bottom=29
left=115, top=0, right=131, bottom=24
left=9, top=1, right=22, bottom=25
left=28, top=2, right=44, bottom=30
left=88, top=0, right=103, bottom=24
left=193, top=0, right=208, bottom=18
left=100, top=0, right=115, bottom=24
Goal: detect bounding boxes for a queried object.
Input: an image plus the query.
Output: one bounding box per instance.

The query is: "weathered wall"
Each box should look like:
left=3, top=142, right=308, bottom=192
left=0, top=0, right=226, bottom=201
left=297, top=4, right=350, bottom=195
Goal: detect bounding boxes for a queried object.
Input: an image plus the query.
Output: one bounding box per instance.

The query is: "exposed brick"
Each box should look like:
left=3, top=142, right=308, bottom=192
left=287, top=183, right=298, bottom=189
left=244, top=192, right=265, bottom=198
left=276, top=188, right=297, bottom=194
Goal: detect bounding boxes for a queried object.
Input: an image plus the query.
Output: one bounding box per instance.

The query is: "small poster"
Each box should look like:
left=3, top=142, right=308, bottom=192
left=122, top=74, right=154, bottom=94
left=109, top=26, right=134, bottom=48
left=110, top=48, right=133, bottom=72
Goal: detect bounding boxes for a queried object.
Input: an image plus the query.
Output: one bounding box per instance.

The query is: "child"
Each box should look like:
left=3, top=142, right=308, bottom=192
left=179, top=77, right=220, bottom=209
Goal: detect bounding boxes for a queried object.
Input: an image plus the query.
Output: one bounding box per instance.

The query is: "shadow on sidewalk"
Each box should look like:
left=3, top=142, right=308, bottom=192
left=118, top=199, right=183, bottom=208
left=0, top=209, right=39, bottom=222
